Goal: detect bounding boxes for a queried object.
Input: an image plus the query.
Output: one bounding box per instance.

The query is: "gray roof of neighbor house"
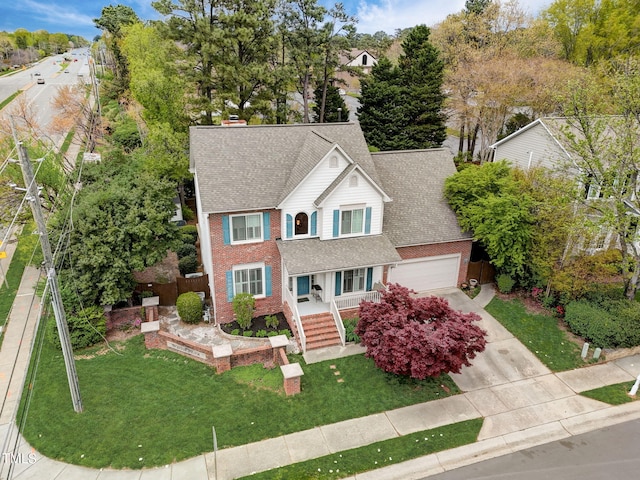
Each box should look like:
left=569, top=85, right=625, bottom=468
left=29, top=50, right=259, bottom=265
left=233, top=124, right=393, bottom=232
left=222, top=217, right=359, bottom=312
left=276, top=235, right=401, bottom=275
left=190, top=122, right=379, bottom=214
left=372, top=149, right=472, bottom=247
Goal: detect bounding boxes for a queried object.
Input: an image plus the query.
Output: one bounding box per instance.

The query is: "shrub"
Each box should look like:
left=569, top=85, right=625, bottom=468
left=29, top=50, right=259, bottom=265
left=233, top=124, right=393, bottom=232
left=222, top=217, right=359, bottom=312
left=356, top=283, right=486, bottom=379
left=182, top=204, right=195, bottom=221
left=343, top=317, right=361, bottom=343
left=176, top=243, right=197, bottom=259
left=232, top=293, right=255, bottom=330
left=267, top=331, right=279, bottom=337
left=176, top=292, right=202, bottom=324
left=496, top=274, right=515, bottom=294
left=256, top=330, right=267, bottom=338
left=178, top=255, right=198, bottom=276
left=47, top=305, right=106, bottom=350
left=278, top=329, right=292, bottom=338
left=181, top=225, right=198, bottom=244
left=265, top=314, right=279, bottom=329
left=230, top=328, right=240, bottom=336
left=243, top=331, right=253, bottom=337
left=564, top=299, right=640, bottom=348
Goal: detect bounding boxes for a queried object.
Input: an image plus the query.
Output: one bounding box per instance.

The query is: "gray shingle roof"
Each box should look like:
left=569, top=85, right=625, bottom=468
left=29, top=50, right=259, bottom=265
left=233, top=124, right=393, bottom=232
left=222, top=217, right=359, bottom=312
left=372, top=149, right=471, bottom=246
left=276, top=235, right=401, bottom=275
left=190, top=122, right=379, bottom=214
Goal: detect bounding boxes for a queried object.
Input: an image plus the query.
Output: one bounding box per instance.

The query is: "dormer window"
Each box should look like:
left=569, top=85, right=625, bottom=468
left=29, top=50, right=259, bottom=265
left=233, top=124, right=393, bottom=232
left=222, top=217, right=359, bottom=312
left=295, top=212, right=308, bottom=235
left=341, top=208, right=364, bottom=235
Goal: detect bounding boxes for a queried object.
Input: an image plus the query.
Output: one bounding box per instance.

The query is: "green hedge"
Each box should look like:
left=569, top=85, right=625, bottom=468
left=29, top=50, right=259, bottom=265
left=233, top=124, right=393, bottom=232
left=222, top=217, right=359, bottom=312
left=565, top=299, right=640, bottom=348
left=47, top=305, right=106, bottom=350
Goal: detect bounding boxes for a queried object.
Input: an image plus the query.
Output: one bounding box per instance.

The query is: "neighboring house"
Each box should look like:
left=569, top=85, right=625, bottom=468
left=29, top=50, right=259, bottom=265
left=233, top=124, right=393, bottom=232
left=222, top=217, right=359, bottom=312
left=489, top=117, right=572, bottom=171
left=334, top=49, right=378, bottom=92
left=190, top=122, right=471, bottom=351
left=341, top=48, right=377, bottom=74
left=489, top=116, right=634, bottom=254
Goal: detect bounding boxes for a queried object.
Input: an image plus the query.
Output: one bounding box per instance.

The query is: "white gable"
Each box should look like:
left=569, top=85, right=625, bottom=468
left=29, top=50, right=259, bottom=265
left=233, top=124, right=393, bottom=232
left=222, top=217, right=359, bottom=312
left=492, top=121, right=570, bottom=171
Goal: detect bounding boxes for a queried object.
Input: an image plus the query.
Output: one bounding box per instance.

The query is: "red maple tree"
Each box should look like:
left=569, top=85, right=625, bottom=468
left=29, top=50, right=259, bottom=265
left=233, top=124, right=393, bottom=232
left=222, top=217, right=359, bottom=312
left=356, top=284, right=487, bottom=379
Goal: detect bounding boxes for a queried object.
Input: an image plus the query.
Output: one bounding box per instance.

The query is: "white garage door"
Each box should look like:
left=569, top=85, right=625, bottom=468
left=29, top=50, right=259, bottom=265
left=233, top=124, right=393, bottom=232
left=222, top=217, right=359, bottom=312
left=390, top=254, right=460, bottom=292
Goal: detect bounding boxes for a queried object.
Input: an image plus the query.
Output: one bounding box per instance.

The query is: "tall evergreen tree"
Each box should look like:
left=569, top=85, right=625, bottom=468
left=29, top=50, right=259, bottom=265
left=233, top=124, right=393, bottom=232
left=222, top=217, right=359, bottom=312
left=357, top=57, right=406, bottom=150
left=357, top=25, right=447, bottom=151
left=397, top=25, right=447, bottom=149
left=312, top=84, right=348, bottom=122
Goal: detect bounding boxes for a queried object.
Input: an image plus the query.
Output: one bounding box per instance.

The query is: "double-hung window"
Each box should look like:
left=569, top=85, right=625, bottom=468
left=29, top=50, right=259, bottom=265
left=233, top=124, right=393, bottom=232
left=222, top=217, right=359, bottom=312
left=343, top=268, right=365, bottom=293
left=231, top=213, right=262, bottom=243
left=234, top=265, right=264, bottom=296
left=341, top=208, right=364, bottom=235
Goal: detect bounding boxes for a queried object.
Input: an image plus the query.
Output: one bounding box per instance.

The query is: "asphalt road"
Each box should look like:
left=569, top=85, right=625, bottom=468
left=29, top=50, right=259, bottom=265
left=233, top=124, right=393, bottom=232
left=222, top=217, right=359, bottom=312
left=0, top=48, right=89, bottom=145
left=424, top=418, right=640, bottom=479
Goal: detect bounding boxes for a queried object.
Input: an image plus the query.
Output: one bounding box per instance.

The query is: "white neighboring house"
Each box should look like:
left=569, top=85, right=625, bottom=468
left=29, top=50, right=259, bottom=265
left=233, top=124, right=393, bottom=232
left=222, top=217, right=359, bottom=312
left=489, top=116, right=638, bottom=255
left=342, top=49, right=377, bottom=74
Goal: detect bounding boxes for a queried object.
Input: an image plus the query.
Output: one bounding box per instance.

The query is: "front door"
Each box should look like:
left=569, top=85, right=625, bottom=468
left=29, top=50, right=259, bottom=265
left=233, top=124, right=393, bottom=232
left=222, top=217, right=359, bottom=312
left=297, top=276, right=310, bottom=295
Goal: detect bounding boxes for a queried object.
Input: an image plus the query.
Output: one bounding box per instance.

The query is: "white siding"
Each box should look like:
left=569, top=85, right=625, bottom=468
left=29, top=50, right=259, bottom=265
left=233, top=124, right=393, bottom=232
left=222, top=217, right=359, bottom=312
left=279, top=149, right=351, bottom=238
left=320, top=172, right=384, bottom=239
left=279, top=148, right=386, bottom=240
left=194, top=172, right=215, bottom=313
left=494, top=123, right=568, bottom=171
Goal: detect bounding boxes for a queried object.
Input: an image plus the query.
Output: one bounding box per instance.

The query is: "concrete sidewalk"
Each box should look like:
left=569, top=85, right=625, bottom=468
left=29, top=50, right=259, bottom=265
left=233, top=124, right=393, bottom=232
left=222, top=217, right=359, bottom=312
left=3, top=283, right=640, bottom=479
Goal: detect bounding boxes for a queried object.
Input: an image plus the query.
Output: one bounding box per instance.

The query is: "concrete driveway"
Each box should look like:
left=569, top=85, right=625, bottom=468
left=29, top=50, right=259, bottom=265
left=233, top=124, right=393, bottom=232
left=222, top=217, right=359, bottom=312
left=422, top=289, right=551, bottom=392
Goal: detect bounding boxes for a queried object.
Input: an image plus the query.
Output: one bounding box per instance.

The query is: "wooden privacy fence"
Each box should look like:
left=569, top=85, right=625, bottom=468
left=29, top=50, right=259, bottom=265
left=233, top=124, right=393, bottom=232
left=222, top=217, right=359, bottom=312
left=135, top=274, right=210, bottom=306
left=466, top=260, right=496, bottom=285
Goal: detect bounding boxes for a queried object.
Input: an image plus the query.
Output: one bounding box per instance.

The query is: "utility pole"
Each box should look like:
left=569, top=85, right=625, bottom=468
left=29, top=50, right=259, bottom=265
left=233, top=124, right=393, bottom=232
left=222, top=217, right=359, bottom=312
left=16, top=142, right=83, bottom=413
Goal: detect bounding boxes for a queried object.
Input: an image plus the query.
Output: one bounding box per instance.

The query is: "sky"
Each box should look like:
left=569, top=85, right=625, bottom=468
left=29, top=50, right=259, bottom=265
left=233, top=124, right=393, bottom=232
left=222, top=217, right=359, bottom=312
left=0, top=0, right=553, bottom=42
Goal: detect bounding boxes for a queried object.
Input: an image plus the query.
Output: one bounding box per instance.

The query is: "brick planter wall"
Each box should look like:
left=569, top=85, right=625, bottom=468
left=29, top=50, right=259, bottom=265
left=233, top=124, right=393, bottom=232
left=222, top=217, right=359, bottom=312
left=105, top=306, right=143, bottom=331
left=141, top=323, right=303, bottom=394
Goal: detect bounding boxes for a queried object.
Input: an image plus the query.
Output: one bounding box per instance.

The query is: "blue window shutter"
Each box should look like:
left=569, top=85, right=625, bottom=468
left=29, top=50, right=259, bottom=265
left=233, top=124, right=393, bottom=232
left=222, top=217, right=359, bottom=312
left=335, top=272, right=342, bottom=296
left=333, top=209, right=340, bottom=237
left=226, top=271, right=234, bottom=301
left=364, top=207, right=372, bottom=234
left=366, top=267, right=373, bottom=291
left=222, top=216, right=230, bottom=245
left=263, top=212, right=270, bottom=240
left=265, top=266, right=272, bottom=296
left=310, top=211, right=317, bottom=236
left=286, top=214, right=293, bottom=238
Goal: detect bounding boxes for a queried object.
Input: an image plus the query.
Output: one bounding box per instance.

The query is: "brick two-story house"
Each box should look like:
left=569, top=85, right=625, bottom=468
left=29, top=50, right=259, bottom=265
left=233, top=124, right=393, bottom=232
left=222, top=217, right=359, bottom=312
left=190, top=122, right=472, bottom=351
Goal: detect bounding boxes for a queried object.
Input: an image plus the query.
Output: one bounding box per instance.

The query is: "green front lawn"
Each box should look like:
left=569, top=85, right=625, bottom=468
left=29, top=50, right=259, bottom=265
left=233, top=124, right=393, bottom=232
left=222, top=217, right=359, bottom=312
left=239, top=419, right=483, bottom=480
left=581, top=382, right=638, bottom=405
left=485, top=297, right=585, bottom=371
left=20, top=330, right=460, bottom=469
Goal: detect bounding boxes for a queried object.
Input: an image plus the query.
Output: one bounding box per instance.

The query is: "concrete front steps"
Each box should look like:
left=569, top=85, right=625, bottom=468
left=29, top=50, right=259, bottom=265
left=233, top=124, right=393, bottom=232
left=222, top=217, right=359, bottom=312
left=300, top=312, right=342, bottom=350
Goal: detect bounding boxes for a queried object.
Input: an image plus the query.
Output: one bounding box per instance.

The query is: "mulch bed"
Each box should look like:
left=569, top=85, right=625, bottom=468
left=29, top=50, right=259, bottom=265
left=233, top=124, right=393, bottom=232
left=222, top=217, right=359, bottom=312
left=220, top=312, right=290, bottom=336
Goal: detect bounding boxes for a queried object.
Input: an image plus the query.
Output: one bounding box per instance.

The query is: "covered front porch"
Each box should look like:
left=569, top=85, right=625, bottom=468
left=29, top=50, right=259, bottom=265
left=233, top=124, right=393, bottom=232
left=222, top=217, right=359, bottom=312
left=276, top=235, right=401, bottom=352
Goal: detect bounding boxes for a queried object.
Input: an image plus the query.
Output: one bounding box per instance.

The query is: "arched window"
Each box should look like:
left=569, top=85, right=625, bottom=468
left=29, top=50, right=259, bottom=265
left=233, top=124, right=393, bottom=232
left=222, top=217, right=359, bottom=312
left=362, top=54, right=368, bottom=66
left=349, top=175, right=358, bottom=187
left=295, top=212, right=308, bottom=235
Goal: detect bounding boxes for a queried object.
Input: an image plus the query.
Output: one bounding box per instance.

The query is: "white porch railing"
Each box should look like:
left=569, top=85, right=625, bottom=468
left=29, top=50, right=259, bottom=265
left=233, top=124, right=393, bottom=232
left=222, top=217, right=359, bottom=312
left=330, top=299, right=345, bottom=346
left=334, top=290, right=381, bottom=310
left=283, top=286, right=306, bottom=352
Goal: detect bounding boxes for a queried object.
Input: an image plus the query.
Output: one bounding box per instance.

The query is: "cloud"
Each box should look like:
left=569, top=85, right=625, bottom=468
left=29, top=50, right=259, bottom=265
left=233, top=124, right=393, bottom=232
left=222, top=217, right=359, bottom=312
left=23, top=0, right=97, bottom=29
left=355, top=0, right=466, bottom=34
left=354, top=0, right=552, bottom=34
